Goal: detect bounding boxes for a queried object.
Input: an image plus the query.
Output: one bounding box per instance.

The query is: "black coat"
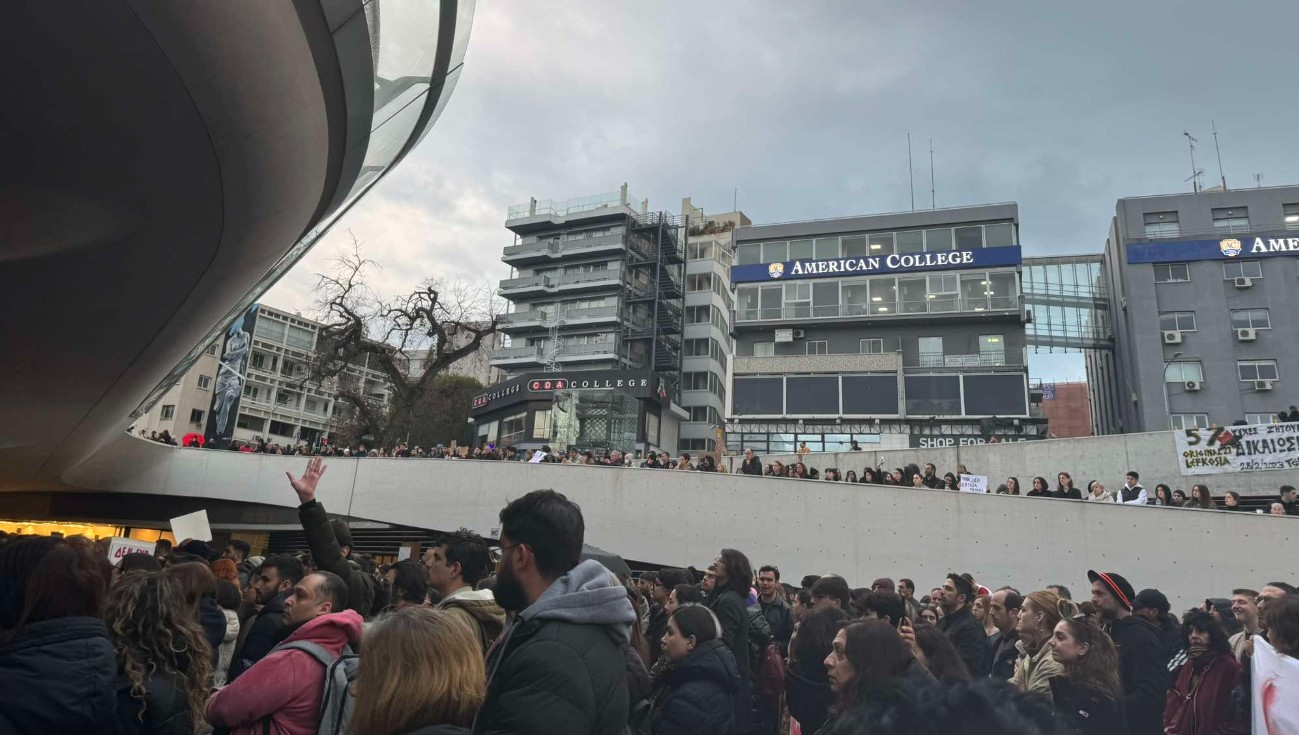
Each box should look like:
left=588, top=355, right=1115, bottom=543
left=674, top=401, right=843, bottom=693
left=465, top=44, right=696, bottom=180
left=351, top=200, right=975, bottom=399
left=1049, top=676, right=1127, bottom=735
left=198, top=597, right=225, bottom=666
left=1054, top=488, right=1083, bottom=500
left=937, top=606, right=990, bottom=677
left=226, top=593, right=287, bottom=682
left=987, top=630, right=1020, bottom=681
left=0, top=617, right=119, bottom=734
left=1109, top=616, right=1165, bottom=735
left=708, top=588, right=751, bottom=679
left=785, top=664, right=833, bottom=735
left=740, top=457, right=763, bottom=475
left=475, top=616, right=629, bottom=735
left=299, top=499, right=375, bottom=617
left=649, top=639, right=741, bottom=735
left=759, top=595, right=794, bottom=648
left=113, top=670, right=193, bottom=735
left=647, top=605, right=669, bottom=663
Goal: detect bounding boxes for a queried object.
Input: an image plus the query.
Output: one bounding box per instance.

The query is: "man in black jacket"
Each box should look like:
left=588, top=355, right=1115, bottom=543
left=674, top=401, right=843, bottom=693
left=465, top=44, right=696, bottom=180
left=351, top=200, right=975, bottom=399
left=986, top=587, right=1022, bottom=681
left=474, top=489, right=636, bottom=735
left=226, top=554, right=303, bottom=681
left=287, top=458, right=376, bottom=617
left=1132, top=587, right=1184, bottom=686
left=757, top=565, right=793, bottom=650
left=647, top=568, right=689, bottom=662
left=740, top=448, right=763, bottom=475
left=935, top=572, right=990, bottom=677
left=1089, top=570, right=1165, bottom=735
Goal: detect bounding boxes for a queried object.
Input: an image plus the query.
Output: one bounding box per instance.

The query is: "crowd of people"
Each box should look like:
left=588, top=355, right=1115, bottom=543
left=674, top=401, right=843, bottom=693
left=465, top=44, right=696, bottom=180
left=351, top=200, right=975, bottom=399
left=2, top=456, right=1296, bottom=735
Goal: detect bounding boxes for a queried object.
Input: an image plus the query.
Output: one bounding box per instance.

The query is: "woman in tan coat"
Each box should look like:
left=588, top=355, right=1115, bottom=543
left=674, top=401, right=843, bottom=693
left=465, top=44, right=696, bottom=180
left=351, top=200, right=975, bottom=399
left=1011, top=590, right=1068, bottom=700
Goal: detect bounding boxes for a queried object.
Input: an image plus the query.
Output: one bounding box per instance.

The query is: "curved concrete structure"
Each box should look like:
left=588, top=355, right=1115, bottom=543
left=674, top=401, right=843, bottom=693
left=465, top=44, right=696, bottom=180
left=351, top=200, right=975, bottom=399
left=64, top=434, right=1297, bottom=611
left=0, top=0, right=474, bottom=491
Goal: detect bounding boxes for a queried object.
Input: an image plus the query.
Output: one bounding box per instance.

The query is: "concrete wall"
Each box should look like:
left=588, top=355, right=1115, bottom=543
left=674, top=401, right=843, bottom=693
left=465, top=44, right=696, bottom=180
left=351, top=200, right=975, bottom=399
left=60, top=434, right=1297, bottom=612
left=730, top=430, right=1295, bottom=498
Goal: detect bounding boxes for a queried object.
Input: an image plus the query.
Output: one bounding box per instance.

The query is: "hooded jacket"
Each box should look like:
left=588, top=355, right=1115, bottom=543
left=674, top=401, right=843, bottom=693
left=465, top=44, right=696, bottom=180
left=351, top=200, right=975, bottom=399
left=215, top=608, right=241, bottom=688
left=438, top=586, right=506, bottom=654
left=475, top=560, right=637, bottom=735
left=1011, top=637, right=1064, bottom=700
left=298, top=499, right=375, bottom=617
left=206, top=610, right=363, bottom=735
left=1163, top=651, right=1245, bottom=735
left=1109, top=615, right=1167, bottom=735
left=0, top=616, right=119, bottom=734
left=648, top=639, right=742, bottom=735
left=227, top=592, right=288, bottom=682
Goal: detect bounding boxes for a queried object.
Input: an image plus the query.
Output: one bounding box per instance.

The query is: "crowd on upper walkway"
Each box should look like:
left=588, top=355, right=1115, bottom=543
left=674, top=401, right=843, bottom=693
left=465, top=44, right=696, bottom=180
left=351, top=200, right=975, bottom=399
left=3, top=455, right=1298, bottom=735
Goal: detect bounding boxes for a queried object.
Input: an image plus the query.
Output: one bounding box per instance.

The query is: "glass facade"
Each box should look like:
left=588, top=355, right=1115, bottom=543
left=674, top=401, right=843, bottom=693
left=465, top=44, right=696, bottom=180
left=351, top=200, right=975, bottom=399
left=1021, top=255, right=1112, bottom=350
left=734, top=373, right=1026, bottom=417
left=735, top=221, right=1015, bottom=265
left=736, top=269, right=1017, bottom=321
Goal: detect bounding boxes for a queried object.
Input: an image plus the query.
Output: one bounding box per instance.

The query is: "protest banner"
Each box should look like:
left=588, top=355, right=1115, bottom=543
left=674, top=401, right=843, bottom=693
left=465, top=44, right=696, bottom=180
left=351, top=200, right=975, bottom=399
left=958, top=474, right=989, bottom=493
left=106, top=537, right=156, bottom=564
left=1252, top=636, right=1299, bottom=735
left=169, top=509, right=212, bottom=543
left=1174, top=423, right=1299, bottom=476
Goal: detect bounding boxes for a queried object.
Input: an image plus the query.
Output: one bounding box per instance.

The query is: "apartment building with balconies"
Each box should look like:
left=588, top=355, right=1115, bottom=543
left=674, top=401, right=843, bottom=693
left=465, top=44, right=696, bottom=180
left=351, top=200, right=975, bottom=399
left=727, top=203, right=1043, bottom=451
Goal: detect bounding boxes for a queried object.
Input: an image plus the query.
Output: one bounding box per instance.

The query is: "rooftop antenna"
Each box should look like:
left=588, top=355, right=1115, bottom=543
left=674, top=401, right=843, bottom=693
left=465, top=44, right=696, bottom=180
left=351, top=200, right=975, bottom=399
left=1211, top=120, right=1227, bottom=190
left=929, top=138, right=936, bottom=210
left=1183, top=131, right=1203, bottom=193
left=907, top=134, right=915, bottom=211
left=1254, top=173, right=1263, bottom=189
left=732, top=187, right=737, bottom=212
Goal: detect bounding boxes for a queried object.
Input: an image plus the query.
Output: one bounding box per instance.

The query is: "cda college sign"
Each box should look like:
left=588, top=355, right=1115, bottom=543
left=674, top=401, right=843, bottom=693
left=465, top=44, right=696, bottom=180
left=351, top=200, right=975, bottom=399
left=730, top=245, right=1021, bottom=284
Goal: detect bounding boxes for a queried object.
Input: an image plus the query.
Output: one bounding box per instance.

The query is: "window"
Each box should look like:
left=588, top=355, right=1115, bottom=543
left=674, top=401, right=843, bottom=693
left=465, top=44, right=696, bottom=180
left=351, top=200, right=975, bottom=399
left=242, top=384, right=260, bottom=401
left=1285, top=204, right=1299, bottom=230
left=784, top=282, right=811, bottom=318
left=963, top=374, right=1028, bottom=416
left=753, top=341, right=775, bottom=357
left=687, top=273, right=712, bottom=291
left=1223, top=260, right=1262, bottom=279
left=251, top=352, right=267, bottom=370
left=1212, top=207, right=1250, bottom=233
left=1143, top=212, right=1180, bottom=239
left=806, top=340, right=828, bottom=355
left=205, top=343, right=219, bottom=356
left=733, top=377, right=784, bottom=415
left=679, top=438, right=709, bottom=452
left=762, top=241, right=789, bottom=263
left=1164, top=361, right=1204, bottom=383
left=1153, top=263, right=1190, bottom=283
left=737, top=243, right=762, bottom=265
left=924, top=228, right=953, bottom=251
left=954, top=226, right=984, bottom=250
left=918, top=336, right=943, bottom=366
left=688, top=406, right=709, bottom=422
left=160, top=405, right=175, bottom=420
left=984, top=222, right=1015, bottom=247
left=268, top=420, right=295, bottom=437
left=1158, top=311, right=1197, bottom=332
left=304, top=398, right=319, bottom=413
left=563, top=261, right=608, bottom=274
left=812, top=281, right=839, bottom=317
left=687, top=242, right=713, bottom=260
left=1237, top=360, right=1279, bottom=382
left=197, top=375, right=212, bottom=390
left=1230, top=309, right=1271, bottom=330
left=532, top=409, right=551, bottom=439
left=684, top=338, right=709, bottom=357
left=897, top=231, right=924, bottom=254
left=868, top=233, right=895, bottom=255
left=1169, top=414, right=1210, bottom=431
left=786, top=376, right=839, bottom=414
left=904, top=375, right=962, bottom=416
left=686, top=305, right=709, bottom=324
left=859, top=339, right=883, bottom=354
left=978, top=334, right=1005, bottom=363
left=814, top=238, right=840, bottom=260
left=285, top=325, right=315, bottom=351
left=683, top=372, right=709, bottom=391
left=189, top=409, right=205, bottom=424
left=841, top=236, right=868, bottom=257
left=842, top=375, right=899, bottom=414
left=1245, top=413, right=1278, bottom=425
left=499, top=412, right=526, bottom=445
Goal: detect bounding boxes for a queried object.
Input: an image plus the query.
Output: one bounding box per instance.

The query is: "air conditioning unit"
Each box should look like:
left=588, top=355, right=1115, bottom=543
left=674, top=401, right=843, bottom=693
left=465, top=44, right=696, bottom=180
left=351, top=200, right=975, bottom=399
left=1184, top=380, right=1203, bottom=392
left=1236, top=328, right=1257, bottom=342
left=1234, top=277, right=1254, bottom=289
left=792, top=329, right=806, bottom=339
left=1254, top=379, right=1275, bottom=391
left=1162, top=330, right=1183, bottom=345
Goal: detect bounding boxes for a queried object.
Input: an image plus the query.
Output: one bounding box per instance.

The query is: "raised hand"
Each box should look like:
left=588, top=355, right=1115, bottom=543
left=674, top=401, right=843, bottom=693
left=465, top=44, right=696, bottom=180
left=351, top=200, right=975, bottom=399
left=286, top=457, right=327, bottom=504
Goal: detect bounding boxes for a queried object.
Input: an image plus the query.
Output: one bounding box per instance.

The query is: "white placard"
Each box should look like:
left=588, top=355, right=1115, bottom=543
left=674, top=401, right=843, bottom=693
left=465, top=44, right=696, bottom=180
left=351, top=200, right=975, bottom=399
left=107, top=537, right=157, bottom=564
left=169, top=509, right=212, bottom=543
left=958, top=474, right=989, bottom=493
left=396, top=546, right=412, bottom=561
left=1174, top=422, right=1299, bottom=476
left=1252, top=637, right=1299, bottom=735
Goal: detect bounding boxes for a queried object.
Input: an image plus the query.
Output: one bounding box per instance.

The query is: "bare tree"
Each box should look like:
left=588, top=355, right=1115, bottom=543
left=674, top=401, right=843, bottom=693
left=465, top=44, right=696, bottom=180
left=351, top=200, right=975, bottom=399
left=305, top=234, right=501, bottom=448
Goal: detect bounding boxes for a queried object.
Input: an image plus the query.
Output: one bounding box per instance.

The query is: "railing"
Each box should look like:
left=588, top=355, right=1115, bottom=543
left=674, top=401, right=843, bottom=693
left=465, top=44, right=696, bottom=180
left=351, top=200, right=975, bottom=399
left=490, top=345, right=540, bottom=361
left=735, top=296, right=1019, bottom=322
left=558, top=342, right=618, bottom=357
left=503, top=233, right=625, bottom=259
left=500, top=306, right=621, bottom=328
left=914, top=350, right=1025, bottom=368
left=499, top=270, right=623, bottom=293
left=507, top=191, right=635, bottom=220
left=1126, top=219, right=1299, bottom=243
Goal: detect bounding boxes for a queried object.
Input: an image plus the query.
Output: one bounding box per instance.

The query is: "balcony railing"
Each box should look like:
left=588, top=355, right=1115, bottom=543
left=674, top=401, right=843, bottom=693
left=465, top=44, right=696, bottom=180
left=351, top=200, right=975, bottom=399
left=500, top=306, right=622, bottom=330
left=912, top=347, right=1027, bottom=368
left=503, top=233, right=626, bottom=260
left=499, top=270, right=623, bottom=294
left=490, top=345, right=541, bottom=362
left=507, top=191, right=635, bottom=220
left=735, top=296, right=1019, bottom=322
left=490, top=340, right=620, bottom=364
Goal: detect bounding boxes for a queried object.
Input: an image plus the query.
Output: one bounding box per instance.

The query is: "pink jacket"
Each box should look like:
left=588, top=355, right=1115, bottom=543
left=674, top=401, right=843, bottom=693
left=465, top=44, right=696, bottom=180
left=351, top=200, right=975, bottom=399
left=205, top=610, right=362, bottom=735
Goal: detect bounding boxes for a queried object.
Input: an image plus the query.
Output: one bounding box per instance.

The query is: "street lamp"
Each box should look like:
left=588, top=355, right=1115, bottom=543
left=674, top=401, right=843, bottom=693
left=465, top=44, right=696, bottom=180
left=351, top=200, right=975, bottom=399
left=1161, top=351, right=1183, bottom=430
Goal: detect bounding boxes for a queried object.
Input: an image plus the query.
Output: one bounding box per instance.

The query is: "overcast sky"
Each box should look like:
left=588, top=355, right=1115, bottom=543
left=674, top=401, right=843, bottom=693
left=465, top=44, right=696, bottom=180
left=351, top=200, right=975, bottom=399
left=264, top=0, right=1299, bottom=381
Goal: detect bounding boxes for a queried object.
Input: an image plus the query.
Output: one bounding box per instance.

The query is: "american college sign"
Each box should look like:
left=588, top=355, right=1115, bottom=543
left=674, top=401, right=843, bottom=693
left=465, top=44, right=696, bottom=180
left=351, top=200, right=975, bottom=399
left=1127, top=233, right=1299, bottom=264
left=731, top=245, right=1021, bottom=284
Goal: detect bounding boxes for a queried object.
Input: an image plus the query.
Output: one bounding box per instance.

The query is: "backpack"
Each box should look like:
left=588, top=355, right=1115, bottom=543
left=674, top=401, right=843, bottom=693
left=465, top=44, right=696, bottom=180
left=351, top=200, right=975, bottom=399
left=276, top=640, right=359, bottom=735
left=746, top=605, right=785, bottom=701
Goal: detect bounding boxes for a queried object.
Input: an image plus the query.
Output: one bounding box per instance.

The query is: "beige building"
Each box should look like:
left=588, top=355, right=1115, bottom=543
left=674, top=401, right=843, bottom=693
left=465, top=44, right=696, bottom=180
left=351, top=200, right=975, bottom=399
left=131, top=342, right=224, bottom=442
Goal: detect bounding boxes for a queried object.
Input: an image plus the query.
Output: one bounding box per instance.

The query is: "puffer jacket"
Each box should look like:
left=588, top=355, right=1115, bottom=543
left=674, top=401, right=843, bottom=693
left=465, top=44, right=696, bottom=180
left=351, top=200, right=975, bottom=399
left=438, top=586, right=506, bottom=654
left=1050, top=676, right=1126, bottom=735
left=785, top=663, right=834, bottom=735
left=1011, top=637, right=1064, bottom=701
left=0, top=616, right=118, bottom=734
left=475, top=560, right=637, bottom=735
left=205, top=610, right=363, bottom=735
left=114, top=669, right=193, bottom=735
left=214, top=608, right=241, bottom=687
left=648, top=639, right=741, bottom=735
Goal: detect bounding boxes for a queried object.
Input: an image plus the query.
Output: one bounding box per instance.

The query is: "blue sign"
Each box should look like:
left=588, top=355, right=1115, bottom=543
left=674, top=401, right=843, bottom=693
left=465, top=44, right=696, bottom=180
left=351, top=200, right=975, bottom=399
left=1127, top=232, right=1299, bottom=264
left=730, top=246, right=1021, bottom=284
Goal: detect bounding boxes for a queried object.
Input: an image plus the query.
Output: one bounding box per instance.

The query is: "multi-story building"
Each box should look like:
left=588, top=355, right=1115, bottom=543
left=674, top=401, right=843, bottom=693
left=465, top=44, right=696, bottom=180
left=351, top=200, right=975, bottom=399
left=726, top=203, right=1043, bottom=452
left=1091, top=185, right=1299, bottom=433
left=471, top=187, right=688, bottom=453
left=677, top=198, right=748, bottom=453
left=130, top=341, right=223, bottom=441
left=404, top=324, right=503, bottom=387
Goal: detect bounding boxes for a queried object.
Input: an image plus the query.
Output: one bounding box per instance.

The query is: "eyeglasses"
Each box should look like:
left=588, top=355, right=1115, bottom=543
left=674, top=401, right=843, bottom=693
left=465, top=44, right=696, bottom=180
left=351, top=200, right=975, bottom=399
left=488, top=543, right=522, bottom=566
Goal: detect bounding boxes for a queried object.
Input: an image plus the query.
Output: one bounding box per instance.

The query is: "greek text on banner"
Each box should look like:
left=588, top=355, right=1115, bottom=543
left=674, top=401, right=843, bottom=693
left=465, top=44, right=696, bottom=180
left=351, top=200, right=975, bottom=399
left=1172, top=423, right=1299, bottom=476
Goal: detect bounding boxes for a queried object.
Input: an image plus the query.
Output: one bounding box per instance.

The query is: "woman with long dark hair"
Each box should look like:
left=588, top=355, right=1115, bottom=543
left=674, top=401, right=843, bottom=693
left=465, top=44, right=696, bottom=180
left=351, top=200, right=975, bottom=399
left=708, top=549, right=753, bottom=703
left=860, top=467, right=878, bottom=485
left=942, top=472, right=959, bottom=490
left=1163, top=611, right=1245, bottom=734
left=1154, top=484, right=1174, bottom=507
left=648, top=604, right=742, bottom=735
left=1006, top=477, right=1022, bottom=496
left=1189, top=484, right=1217, bottom=509
left=1027, top=477, right=1050, bottom=498
left=786, top=606, right=848, bottom=735
left=821, top=619, right=932, bottom=732
left=912, top=623, right=972, bottom=682
left=1055, top=472, right=1082, bottom=499
left=165, top=561, right=224, bottom=665
left=1047, top=605, right=1124, bottom=735
left=104, top=571, right=213, bottom=734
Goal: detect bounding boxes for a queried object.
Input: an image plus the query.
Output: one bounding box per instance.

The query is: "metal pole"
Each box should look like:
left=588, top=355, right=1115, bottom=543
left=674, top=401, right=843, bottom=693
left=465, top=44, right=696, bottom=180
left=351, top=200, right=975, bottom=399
left=1161, top=351, right=1182, bottom=430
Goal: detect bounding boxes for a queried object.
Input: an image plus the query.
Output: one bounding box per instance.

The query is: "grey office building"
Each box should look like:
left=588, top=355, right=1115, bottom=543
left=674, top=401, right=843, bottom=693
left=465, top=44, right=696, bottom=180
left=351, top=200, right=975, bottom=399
left=727, top=203, right=1044, bottom=452
left=1091, top=185, right=1299, bottom=434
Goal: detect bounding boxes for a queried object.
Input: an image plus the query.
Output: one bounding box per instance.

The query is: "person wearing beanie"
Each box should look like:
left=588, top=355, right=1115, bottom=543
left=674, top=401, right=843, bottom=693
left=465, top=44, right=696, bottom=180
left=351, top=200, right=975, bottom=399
left=1202, top=598, right=1242, bottom=637
left=1088, top=570, right=1165, bottom=734
left=1132, top=588, right=1184, bottom=687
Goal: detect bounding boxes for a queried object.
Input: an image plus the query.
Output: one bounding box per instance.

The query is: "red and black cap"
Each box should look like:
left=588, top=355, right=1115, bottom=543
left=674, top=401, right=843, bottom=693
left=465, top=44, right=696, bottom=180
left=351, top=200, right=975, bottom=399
left=1087, top=570, right=1135, bottom=611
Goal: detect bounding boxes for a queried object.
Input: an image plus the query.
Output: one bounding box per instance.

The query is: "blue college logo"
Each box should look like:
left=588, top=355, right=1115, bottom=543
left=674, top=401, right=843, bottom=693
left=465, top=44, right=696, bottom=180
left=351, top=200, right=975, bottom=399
left=1219, top=238, right=1242, bottom=258
left=768, top=262, right=784, bottom=278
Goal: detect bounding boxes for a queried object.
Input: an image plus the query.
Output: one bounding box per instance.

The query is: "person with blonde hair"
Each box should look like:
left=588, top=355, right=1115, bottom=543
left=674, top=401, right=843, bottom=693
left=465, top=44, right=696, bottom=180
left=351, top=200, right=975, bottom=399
left=349, top=606, right=484, bottom=735
left=1010, top=590, right=1067, bottom=699
left=1047, top=602, right=1124, bottom=735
